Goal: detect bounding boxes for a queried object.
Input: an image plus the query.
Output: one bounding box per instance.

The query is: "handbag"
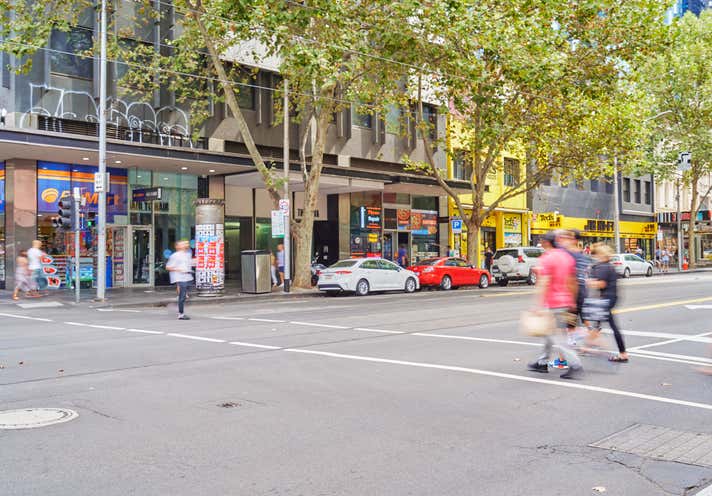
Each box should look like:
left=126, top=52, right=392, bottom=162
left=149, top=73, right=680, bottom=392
left=582, top=297, right=610, bottom=322
left=520, top=309, right=555, bottom=337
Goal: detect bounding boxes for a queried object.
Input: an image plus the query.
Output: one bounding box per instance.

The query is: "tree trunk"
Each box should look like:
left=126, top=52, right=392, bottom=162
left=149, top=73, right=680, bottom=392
left=688, top=176, right=699, bottom=269
left=465, top=219, right=481, bottom=267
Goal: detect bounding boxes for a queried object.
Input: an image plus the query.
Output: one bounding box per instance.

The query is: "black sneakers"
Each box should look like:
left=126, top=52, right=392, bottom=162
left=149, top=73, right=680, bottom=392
left=528, top=361, right=549, bottom=373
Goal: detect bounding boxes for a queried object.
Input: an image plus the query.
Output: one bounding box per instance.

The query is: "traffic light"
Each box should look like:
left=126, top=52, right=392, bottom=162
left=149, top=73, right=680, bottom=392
left=57, top=197, right=75, bottom=230
left=86, top=211, right=97, bottom=229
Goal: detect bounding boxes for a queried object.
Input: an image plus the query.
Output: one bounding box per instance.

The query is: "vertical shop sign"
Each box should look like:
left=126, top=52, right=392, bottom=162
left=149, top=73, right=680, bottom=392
left=195, top=199, right=225, bottom=296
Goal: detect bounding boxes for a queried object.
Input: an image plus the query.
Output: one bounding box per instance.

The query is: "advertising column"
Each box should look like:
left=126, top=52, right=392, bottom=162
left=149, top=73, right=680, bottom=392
left=195, top=199, right=225, bottom=296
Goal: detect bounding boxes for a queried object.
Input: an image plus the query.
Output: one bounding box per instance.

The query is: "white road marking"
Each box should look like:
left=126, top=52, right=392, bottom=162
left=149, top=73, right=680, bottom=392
left=618, top=329, right=712, bottom=343
left=685, top=305, right=712, bottom=310
left=16, top=301, right=63, bottom=309
left=630, top=349, right=712, bottom=364
left=289, top=321, right=349, bottom=329
left=125, top=329, right=164, bottom=335
left=248, top=318, right=285, bottom=323
left=211, top=316, right=245, bottom=321
left=696, top=483, right=712, bottom=496
left=629, top=331, right=712, bottom=351
left=285, top=349, right=712, bottom=411
left=165, top=333, right=226, bottom=343
left=627, top=353, right=712, bottom=366
left=229, top=341, right=282, bottom=350
left=64, top=321, right=90, bottom=327
left=353, top=327, right=405, bottom=334
left=413, top=332, right=541, bottom=347
left=87, top=324, right=125, bottom=330
left=0, top=312, right=53, bottom=322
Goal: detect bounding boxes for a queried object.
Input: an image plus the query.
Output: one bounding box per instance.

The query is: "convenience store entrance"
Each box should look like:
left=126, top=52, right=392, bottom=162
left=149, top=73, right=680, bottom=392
left=108, top=225, right=154, bottom=288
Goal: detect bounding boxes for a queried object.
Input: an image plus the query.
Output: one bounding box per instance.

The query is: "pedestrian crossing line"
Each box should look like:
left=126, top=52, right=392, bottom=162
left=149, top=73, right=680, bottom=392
left=285, top=348, right=712, bottom=411
left=614, top=296, right=712, bottom=314
left=353, top=327, right=405, bottom=334
left=229, top=341, right=282, bottom=350
left=0, top=312, right=53, bottom=322
left=618, top=329, right=712, bottom=343
left=630, top=349, right=712, bottom=365
left=165, top=333, right=226, bottom=343
left=628, top=331, right=712, bottom=351
left=413, top=332, right=541, bottom=347
left=289, top=321, right=349, bottom=329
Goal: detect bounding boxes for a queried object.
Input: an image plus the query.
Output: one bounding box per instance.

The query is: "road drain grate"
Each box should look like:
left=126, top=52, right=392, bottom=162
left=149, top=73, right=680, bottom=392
left=590, top=424, right=712, bottom=467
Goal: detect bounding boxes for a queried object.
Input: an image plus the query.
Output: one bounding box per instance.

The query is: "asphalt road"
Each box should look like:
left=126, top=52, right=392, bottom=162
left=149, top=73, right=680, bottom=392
left=2, top=273, right=712, bottom=495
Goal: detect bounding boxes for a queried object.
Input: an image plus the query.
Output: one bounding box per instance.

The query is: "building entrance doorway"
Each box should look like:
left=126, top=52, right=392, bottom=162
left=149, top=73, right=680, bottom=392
left=108, top=225, right=154, bottom=287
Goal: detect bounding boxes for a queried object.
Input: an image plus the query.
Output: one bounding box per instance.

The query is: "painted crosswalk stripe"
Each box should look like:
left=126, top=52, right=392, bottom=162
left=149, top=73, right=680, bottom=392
left=285, top=348, right=712, bottom=411
left=165, top=333, right=226, bottom=343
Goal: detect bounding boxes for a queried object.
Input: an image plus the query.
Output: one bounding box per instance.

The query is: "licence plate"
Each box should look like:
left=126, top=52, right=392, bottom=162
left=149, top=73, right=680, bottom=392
left=323, top=274, right=333, bottom=279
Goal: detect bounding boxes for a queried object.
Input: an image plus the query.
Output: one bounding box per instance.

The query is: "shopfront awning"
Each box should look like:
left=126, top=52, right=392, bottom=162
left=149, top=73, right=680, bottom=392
left=225, top=170, right=385, bottom=194
left=384, top=175, right=473, bottom=196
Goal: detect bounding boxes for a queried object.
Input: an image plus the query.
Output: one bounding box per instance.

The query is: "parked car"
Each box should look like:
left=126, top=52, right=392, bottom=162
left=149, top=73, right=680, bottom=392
left=611, top=253, right=654, bottom=278
left=490, top=247, right=544, bottom=286
left=317, top=258, right=420, bottom=296
left=408, top=257, right=491, bottom=290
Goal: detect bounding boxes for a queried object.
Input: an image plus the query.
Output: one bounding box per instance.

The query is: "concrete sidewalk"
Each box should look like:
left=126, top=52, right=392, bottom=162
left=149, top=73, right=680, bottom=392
left=1, top=282, right=321, bottom=309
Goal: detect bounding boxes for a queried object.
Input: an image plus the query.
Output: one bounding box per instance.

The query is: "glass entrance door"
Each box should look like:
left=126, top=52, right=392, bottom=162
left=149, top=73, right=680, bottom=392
left=130, top=226, right=153, bottom=286
left=383, top=231, right=395, bottom=261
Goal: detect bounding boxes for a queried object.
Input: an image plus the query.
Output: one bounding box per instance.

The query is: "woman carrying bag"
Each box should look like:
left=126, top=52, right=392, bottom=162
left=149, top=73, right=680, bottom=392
left=585, top=243, right=628, bottom=363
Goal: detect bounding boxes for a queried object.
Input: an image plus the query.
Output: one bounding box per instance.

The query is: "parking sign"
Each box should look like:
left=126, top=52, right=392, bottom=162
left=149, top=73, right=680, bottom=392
left=451, top=218, right=462, bottom=234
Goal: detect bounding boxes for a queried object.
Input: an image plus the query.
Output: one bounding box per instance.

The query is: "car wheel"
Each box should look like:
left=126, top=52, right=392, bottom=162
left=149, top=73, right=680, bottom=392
left=527, top=271, right=537, bottom=285
left=498, top=279, right=509, bottom=287
left=404, top=277, right=417, bottom=293
left=355, top=279, right=370, bottom=296
left=479, top=274, right=489, bottom=289
left=440, top=275, right=453, bottom=290
left=646, top=266, right=653, bottom=277
left=623, top=268, right=631, bottom=278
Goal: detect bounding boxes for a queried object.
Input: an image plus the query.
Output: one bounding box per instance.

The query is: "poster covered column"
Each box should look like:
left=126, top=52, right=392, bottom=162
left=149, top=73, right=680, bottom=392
left=195, top=199, right=225, bottom=296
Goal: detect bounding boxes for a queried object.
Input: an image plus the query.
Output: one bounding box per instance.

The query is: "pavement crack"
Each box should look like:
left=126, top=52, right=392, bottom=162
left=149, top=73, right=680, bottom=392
left=605, top=454, right=679, bottom=495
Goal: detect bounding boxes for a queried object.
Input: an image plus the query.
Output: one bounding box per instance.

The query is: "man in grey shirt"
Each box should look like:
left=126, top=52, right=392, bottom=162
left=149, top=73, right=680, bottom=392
left=167, top=240, right=194, bottom=320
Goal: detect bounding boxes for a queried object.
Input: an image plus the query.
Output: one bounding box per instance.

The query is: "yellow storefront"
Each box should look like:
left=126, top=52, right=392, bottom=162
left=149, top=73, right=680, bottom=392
left=448, top=206, right=530, bottom=267
left=531, top=213, right=657, bottom=257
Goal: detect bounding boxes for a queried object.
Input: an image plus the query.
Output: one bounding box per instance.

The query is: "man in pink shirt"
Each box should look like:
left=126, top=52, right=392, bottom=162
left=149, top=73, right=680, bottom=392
left=528, top=231, right=583, bottom=379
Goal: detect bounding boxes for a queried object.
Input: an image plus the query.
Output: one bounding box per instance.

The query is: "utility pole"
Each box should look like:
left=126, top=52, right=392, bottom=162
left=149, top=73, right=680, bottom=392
left=96, top=0, right=108, bottom=300
left=73, top=187, right=81, bottom=304
left=677, top=151, right=691, bottom=271
left=283, top=79, right=291, bottom=293
left=613, top=155, right=621, bottom=252
left=676, top=177, right=682, bottom=272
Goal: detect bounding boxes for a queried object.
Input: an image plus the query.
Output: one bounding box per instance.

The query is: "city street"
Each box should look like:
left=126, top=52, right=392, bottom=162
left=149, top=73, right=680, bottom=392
left=2, top=273, right=712, bottom=495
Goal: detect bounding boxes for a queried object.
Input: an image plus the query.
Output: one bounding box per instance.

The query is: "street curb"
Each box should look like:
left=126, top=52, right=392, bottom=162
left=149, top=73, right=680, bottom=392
left=91, top=289, right=323, bottom=309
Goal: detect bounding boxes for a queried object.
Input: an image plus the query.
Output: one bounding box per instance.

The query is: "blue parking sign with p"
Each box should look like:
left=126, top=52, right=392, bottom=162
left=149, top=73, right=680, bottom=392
left=451, top=219, right=462, bottom=234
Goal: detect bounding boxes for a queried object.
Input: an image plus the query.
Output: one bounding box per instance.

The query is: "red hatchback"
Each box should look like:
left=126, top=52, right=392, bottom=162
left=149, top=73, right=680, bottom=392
left=408, top=257, right=491, bottom=290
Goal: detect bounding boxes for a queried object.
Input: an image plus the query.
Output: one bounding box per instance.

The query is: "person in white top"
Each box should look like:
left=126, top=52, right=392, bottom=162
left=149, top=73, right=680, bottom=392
left=166, top=240, right=194, bottom=320
left=27, top=240, right=47, bottom=295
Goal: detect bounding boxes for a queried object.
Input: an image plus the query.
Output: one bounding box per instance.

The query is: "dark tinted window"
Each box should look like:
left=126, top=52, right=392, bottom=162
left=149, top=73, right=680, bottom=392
left=494, top=249, right=519, bottom=259
left=524, top=249, right=543, bottom=258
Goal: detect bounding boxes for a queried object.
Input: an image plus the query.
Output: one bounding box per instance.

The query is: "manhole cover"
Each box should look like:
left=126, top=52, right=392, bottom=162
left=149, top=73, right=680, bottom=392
left=590, top=424, right=712, bottom=467
left=0, top=408, right=78, bottom=430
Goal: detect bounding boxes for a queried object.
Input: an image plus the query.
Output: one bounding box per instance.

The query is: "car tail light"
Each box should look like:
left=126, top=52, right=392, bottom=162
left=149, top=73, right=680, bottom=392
left=518, top=255, right=524, bottom=263
left=335, top=270, right=352, bottom=275
left=613, top=261, right=622, bottom=266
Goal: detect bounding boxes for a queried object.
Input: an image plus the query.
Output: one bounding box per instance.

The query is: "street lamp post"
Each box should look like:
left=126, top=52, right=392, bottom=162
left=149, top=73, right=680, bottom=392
left=96, top=0, right=108, bottom=301
left=283, top=79, right=291, bottom=293
left=613, top=155, right=621, bottom=252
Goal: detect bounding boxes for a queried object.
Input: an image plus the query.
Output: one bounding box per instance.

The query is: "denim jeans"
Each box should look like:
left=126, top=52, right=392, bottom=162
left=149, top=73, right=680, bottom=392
left=33, top=269, right=47, bottom=291
left=177, top=281, right=190, bottom=314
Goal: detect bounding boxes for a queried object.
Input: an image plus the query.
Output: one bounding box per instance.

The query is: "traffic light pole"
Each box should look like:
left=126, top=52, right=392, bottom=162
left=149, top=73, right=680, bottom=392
left=73, top=188, right=81, bottom=304
left=96, top=0, right=108, bottom=301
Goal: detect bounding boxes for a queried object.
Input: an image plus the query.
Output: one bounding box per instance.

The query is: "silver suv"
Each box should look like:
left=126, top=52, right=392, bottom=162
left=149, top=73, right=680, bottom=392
left=490, top=247, right=544, bottom=286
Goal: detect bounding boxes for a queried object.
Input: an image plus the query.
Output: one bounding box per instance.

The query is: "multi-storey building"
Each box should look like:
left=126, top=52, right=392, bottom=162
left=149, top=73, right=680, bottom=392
left=0, top=11, right=467, bottom=289
left=529, top=173, right=657, bottom=257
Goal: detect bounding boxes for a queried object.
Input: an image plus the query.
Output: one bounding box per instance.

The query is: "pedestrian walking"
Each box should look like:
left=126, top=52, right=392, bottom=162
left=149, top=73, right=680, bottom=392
left=484, top=246, right=494, bottom=273
left=527, top=230, right=583, bottom=379
left=12, top=252, right=32, bottom=300
left=276, top=243, right=286, bottom=287
left=270, top=251, right=280, bottom=287
left=166, top=240, right=194, bottom=320
left=585, top=243, right=628, bottom=363
left=397, top=244, right=408, bottom=267
left=661, top=248, right=670, bottom=272
left=27, top=240, right=47, bottom=296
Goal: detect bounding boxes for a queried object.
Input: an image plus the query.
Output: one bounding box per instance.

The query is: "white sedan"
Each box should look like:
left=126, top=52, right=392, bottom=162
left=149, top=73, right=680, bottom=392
left=611, top=253, right=654, bottom=278
left=317, top=258, right=420, bottom=296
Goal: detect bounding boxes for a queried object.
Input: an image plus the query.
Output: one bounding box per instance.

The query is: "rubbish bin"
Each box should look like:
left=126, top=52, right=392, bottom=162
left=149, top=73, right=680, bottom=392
left=241, top=250, right=272, bottom=294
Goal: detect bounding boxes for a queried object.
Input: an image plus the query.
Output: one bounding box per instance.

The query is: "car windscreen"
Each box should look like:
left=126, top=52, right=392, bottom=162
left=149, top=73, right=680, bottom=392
left=415, top=258, right=440, bottom=266
left=494, top=249, right=519, bottom=260
left=330, top=260, right=358, bottom=268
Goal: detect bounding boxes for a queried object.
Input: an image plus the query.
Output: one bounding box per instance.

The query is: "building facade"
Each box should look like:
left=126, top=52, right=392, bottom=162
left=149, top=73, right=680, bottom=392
left=0, top=11, right=458, bottom=289
left=530, top=174, right=657, bottom=257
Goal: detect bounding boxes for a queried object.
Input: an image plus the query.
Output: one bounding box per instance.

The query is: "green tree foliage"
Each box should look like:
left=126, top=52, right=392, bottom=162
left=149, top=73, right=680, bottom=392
left=639, top=11, right=712, bottom=267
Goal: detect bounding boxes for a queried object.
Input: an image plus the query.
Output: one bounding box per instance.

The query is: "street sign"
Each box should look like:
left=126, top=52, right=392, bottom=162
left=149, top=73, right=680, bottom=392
left=94, top=172, right=106, bottom=192
left=678, top=151, right=692, bottom=172
left=271, top=210, right=285, bottom=238
left=132, top=187, right=162, bottom=202
left=451, top=218, right=463, bottom=234
left=279, top=199, right=290, bottom=213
